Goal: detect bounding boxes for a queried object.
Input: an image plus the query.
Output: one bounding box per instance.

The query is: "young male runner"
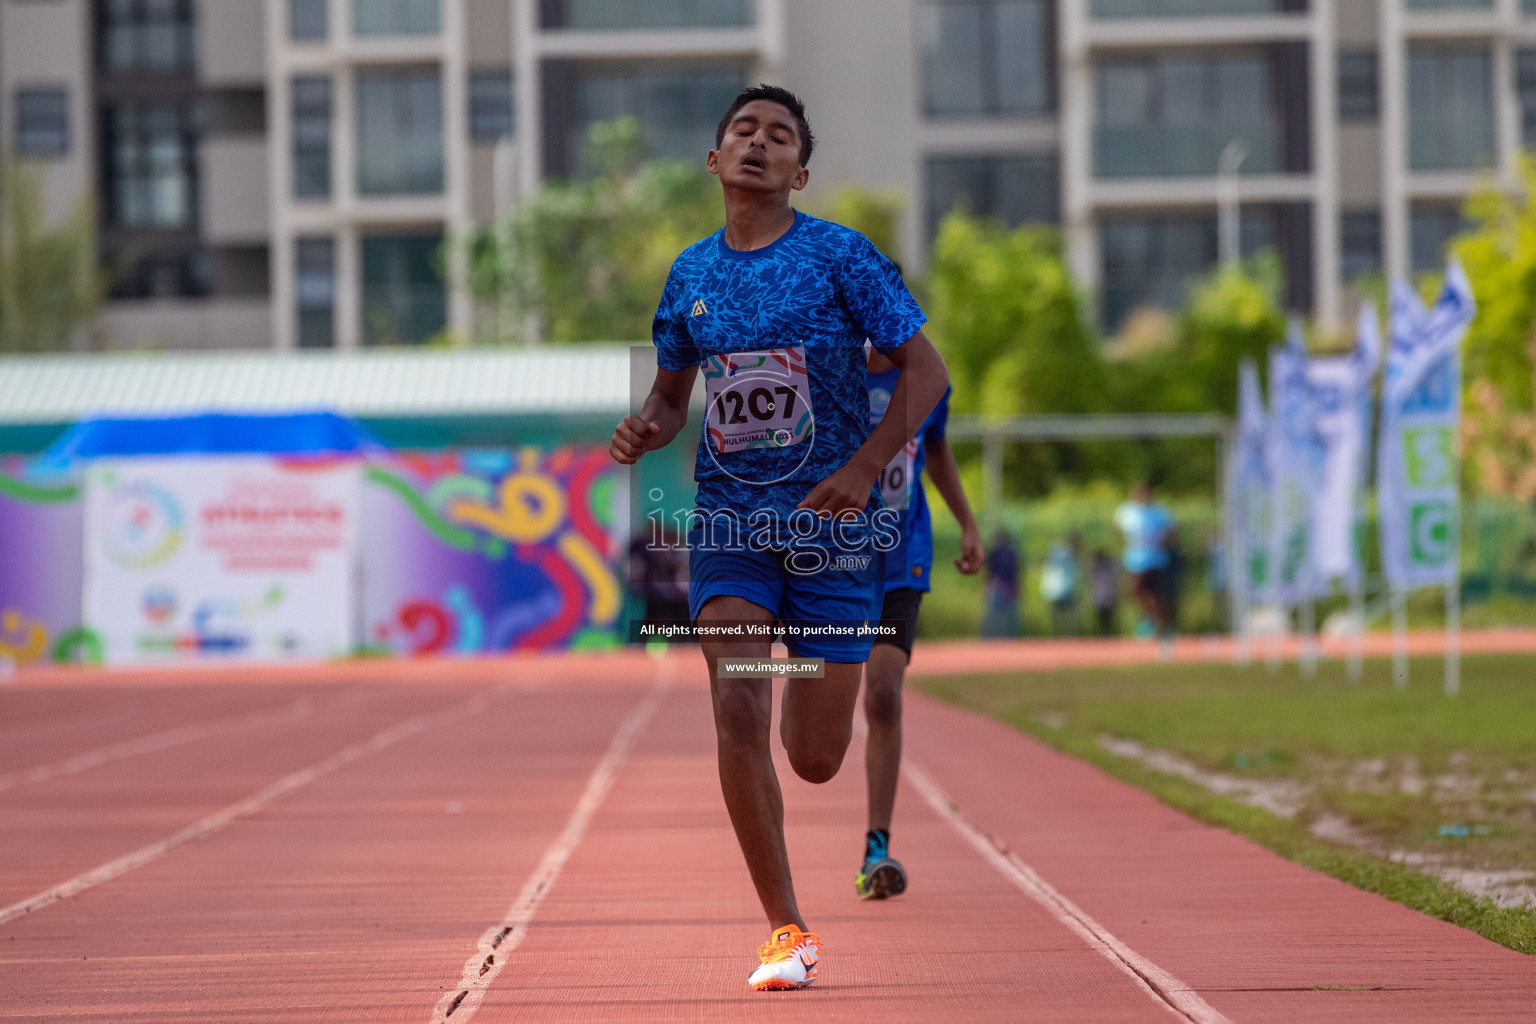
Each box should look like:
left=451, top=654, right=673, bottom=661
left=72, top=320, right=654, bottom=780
left=609, top=84, right=949, bottom=991
left=857, top=347, right=982, bottom=899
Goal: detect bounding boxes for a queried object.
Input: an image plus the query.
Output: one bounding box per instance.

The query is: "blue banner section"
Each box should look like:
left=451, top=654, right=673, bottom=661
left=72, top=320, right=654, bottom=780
left=39, top=411, right=386, bottom=465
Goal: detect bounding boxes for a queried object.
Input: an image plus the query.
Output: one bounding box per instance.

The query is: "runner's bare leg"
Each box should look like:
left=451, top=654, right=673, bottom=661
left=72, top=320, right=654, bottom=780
left=862, top=643, right=907, bottom=831
left=701, top=594, right=862, bottom=931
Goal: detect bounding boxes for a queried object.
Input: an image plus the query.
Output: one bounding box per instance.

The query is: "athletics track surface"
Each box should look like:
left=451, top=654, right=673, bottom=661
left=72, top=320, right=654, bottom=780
left=2, top=637, right=1534, bottom=1022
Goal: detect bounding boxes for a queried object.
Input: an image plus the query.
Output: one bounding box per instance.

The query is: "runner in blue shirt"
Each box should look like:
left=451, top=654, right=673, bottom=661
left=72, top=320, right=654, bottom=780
left=857, top=349, right=982, bottom=901
left=610, top=85, right=950, bottom=992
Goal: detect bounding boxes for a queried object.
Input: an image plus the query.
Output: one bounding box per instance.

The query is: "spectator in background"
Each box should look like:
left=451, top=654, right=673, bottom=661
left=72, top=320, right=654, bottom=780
left=1205, top=529, right=1227, bottom=631
left=1090, top=548, right=1119, bottom=636
left=1162, top=524, right=1184, bottom=637
left=627, top=527, right=691, bottom=643
left=982, top=528, right=1020, bottom=638
left=1040, top=531, right=1081, bottom=636
left=1114, top=482, right=1174, bottom=649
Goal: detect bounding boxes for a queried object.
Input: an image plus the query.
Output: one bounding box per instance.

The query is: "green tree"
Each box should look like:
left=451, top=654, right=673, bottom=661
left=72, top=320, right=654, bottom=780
left=1452, top=157, right=1536, bottom=414
left=815, top=186, right=904, bottom=265
left=0, top=159, right=106, bottom=352
left=465, top=119, right=722, bottom=343
left=926, top=212, right=1103, bottom=419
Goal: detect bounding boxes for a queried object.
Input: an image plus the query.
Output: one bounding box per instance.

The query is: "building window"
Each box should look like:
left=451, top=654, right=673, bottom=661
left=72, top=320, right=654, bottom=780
left=110, top=247, right=213, bottom=299
left=1410, top=203, right=1466, bottom=274
left=1517, top=48, right=1536, bottom=145
left=356, top=68, right=444, bottom=196
left=362, top=233, right=445, bottom=345
left=468, top=69, right=514, bottom=143
left=101, top=0, right=197, bottom=74
left=1091, top=0, right=1288, bottom=15
left=926, top=153, right=1057, bottom=241
left=293, top=76, right=332, bottom=199
left=1099, top=211, right=1274, bottom=332
left=15, top=88, right=69, bottom=157
left=921, top=0, right=1052, bottom=118
left=549, top=62, right=746, bottom=177
left=296, top=237, right=336, bottom=348
left=1340, top=210, right=1381, bottom=283
left=1337, top=49, right=1378, bottom=121
left=290, top=0, right=328, bottom=40
left=103, top=101, right=199, bottom=229
left=545, top=0, right=752, bottom=29
left=354, top=0, right=440, bottom=36
left=1095, top=51, right=1279, bottom=178
left=1405, top=0, right=1492, bottom=9
left=1408, top=45, right=1494, bottom=171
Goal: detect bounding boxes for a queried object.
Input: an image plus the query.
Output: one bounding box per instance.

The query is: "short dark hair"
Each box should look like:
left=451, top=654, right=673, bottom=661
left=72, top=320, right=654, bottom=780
left=715, top=84, right=815, bottom=166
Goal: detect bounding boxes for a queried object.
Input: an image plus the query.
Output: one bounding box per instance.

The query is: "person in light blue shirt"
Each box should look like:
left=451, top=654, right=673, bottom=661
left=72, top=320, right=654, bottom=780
left=1114, top=482, right=1174, bottom=639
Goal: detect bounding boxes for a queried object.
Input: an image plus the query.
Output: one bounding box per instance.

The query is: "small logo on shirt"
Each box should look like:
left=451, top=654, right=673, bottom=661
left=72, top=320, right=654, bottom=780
left=691, top=300, right=708, bottom=317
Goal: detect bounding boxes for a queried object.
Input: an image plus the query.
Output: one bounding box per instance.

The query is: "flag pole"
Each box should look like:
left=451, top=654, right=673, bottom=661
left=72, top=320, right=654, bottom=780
left=1445, top=578, right=1460, bottom=697
left=1392, top=586, right=1408, bottom=689
left=1347, top=575, right=1364, bottom=682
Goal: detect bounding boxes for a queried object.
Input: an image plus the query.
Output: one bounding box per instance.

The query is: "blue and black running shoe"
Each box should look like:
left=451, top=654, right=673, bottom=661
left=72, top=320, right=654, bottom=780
left=854, top=828, right=907, bottom=900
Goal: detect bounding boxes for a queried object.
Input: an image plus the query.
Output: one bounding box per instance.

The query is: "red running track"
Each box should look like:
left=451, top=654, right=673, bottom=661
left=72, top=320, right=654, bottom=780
left=1, top=650, right=1532, bottom=1022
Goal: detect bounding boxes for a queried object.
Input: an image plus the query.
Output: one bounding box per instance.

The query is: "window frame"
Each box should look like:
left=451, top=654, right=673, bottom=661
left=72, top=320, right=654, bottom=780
left=14, top=86, right=70, bottom=158
left=920, top=0, right=1055, bottom=120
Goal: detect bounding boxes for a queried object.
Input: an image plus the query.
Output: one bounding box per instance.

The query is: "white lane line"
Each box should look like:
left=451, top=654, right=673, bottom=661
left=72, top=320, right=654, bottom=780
left=0, top=688, right=507, bottom=927
left=431, top=661, right=673, bottom=1023
left=0, top=691, right=371, bottom=795
left=902, top=758, right=1234, bottom=1024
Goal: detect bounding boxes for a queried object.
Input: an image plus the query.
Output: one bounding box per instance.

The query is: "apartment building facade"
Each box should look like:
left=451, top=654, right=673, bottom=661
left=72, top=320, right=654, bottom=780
left=1, top=0, right=1533, bottom=350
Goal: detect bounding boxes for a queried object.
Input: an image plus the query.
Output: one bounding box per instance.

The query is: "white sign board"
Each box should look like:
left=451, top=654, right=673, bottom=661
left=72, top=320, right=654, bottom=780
left=83, top=456, right=359, bottom=664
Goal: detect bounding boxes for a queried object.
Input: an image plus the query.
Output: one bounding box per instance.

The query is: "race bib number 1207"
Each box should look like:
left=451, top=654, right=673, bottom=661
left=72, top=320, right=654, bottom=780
left=704, top=346, right=814, bottom=455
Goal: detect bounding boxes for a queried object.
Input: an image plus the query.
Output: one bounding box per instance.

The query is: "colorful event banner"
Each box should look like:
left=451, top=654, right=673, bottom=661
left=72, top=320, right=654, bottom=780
left=0, top=461, right=91, bottom=665
left=360, top=447, right=623, bottom=657
left=2, top=443, right=627, bottom=666
left=1305, top=301, right=1381, bottom=587
left=82, top=456, right=360, bottom=664
left=1268, top=324, right=1327, bottom=604
left=1378, top=263, right=1476, bottom=590
left=1229, top=359, right=1272, bottom=610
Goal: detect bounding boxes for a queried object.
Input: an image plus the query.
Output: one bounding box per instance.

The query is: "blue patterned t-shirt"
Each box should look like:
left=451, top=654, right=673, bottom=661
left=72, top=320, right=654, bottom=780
left=653, top=210, right=927, bottom=526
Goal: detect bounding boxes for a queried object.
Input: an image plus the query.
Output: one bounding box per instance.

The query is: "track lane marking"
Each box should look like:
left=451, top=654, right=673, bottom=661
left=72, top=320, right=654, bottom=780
left=430, top=661, right=672, bottom=1022
left=901, top=757, right=1234, bottom=1024
left=0, top=691, right=373, bottom=795
left=0, top=688, right=508, bottom=926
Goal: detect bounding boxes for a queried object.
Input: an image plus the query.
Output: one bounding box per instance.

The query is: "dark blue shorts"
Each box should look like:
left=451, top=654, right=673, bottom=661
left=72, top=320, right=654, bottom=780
left=687, top=525, right=881, bottom=663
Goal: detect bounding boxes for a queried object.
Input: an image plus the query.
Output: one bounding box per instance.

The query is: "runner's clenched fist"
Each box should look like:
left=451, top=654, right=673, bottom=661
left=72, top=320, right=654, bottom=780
left=610, top=415, right=661, bottom=465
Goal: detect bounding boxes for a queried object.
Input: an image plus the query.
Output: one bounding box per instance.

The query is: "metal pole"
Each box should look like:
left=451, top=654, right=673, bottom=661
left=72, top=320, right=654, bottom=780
left=983, top=431, right=1003, bottom=530
left=1300, top=595, right=1317, bottom=678
left=1218, top=141, right=1249, bottom=268
left=1392, top=586, right=1409, bottom=690
left=1347, top=576, right=1364, bottom=683
left=1446, top=579, right=1461, bottom=697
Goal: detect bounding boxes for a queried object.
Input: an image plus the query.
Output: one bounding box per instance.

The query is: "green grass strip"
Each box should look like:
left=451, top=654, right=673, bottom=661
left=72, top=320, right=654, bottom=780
left=0, top=475, right=78, bottom=503
left=920, top=685, right=1536, bottom=955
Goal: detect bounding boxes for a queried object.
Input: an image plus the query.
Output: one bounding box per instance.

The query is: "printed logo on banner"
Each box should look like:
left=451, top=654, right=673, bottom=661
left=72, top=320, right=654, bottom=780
left=142, top=586, right=177, bottom=625
left=1409, top=501, right=1455, bottom=567
left=1400, top=356, right=1456, bottom=416
left=1403, top=427, right=1455, bottom=489
left=104, top=480, right=185, bottom=570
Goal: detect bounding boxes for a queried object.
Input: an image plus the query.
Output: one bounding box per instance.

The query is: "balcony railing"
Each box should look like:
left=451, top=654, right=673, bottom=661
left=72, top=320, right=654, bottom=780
left=1408, top=115, right=1496, bottom=172
left=1090, top=0, right=1285, bottom=17
left=1094, top=123, right=1279, bottom=178
left=1406, top=0, right=1493, bottom=10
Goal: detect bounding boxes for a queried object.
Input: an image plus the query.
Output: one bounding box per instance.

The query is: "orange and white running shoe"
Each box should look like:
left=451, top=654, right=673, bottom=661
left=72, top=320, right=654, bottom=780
left=747, top=924, right=820, bottom=991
